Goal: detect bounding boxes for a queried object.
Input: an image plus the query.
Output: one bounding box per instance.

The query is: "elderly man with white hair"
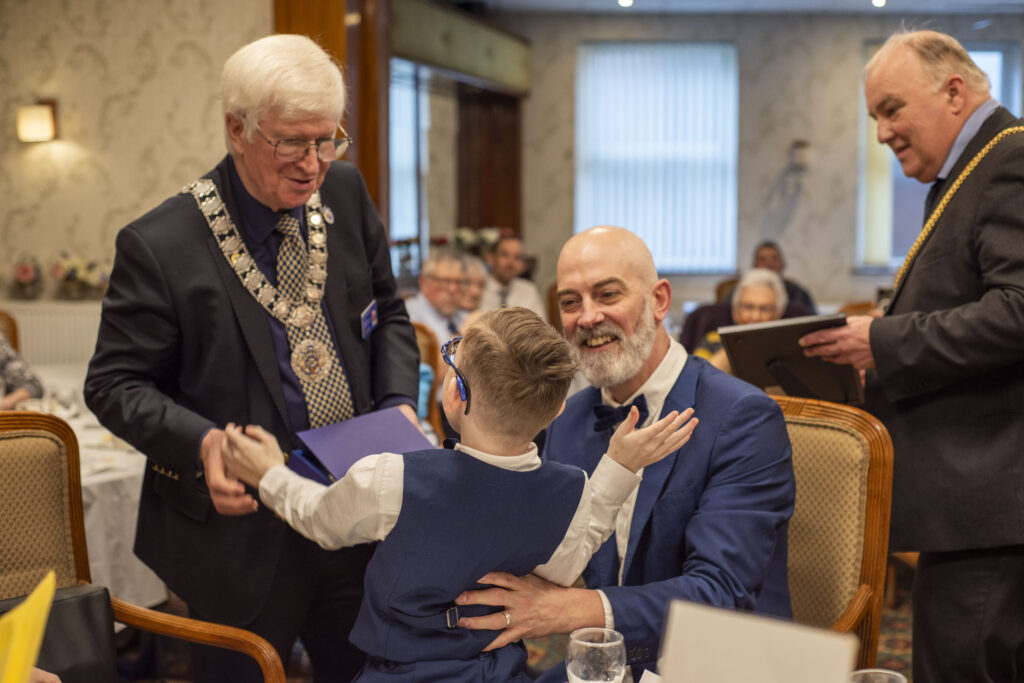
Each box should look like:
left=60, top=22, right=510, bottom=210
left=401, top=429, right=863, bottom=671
left=85, top=34, right=419, bottom=681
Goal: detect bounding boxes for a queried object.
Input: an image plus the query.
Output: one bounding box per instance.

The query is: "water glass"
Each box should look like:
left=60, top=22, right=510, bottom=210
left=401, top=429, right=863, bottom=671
left=850, top=669, right=908, bottom=683
left=566, top=627, right=627, bottom=683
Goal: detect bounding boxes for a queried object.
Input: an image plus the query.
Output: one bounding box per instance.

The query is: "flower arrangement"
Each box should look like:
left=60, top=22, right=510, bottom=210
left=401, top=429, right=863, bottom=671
left=51, top=251, right=109, bottom=299
left=10, top=254, right=43, bottom=299
left=452, top=227, right=502, bottom=257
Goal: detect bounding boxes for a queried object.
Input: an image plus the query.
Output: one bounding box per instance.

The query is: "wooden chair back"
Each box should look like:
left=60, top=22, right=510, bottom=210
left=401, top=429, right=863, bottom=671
left=772, top=395, right=893, bottom=670
left=412, top=322, right=445, bottom=438
left=0, top=309, right=19, bottom=351
left=0, top=411, right=286, bottom=682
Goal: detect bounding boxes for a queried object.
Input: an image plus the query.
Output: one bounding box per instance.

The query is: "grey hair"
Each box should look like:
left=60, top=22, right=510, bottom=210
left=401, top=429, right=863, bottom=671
left=220, top=34, right=345, bottom=151
left=463, top=255, right=488, bottom=278
left=421, top=248, right=466, bottom=277
left=735, top=268, right=788, bottom=317
left=864, top=30, right=990, bottom=95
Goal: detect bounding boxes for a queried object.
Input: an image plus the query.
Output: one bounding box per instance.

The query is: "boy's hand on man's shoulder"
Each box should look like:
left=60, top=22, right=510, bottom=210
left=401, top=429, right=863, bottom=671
left=606, top=406, right=698, bottom=473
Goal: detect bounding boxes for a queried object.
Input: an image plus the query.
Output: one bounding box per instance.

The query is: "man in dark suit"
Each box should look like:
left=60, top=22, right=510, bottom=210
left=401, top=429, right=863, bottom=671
left=84, top=34, right=419, bottom=682
left=751, top=240, right=817, bottom=314
left=801, top=30, right=1024, bottom=682
left=456, top=226, right=795, bottom=679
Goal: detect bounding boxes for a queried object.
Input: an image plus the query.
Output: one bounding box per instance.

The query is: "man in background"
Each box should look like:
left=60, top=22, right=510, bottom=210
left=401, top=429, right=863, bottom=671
left=802, top=30, right=1024, bottom=682
left=405, top=249, right=468, bottom=346
left=752, top=240, right=816, bottom=313
left=458, top=226, right=795, bottom=680
left=85, top=34, right=419, bottom=681
left=479, top=235, right=546, bottom=318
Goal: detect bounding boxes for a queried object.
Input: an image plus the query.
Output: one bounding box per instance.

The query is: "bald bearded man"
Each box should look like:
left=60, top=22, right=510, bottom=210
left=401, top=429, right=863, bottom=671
left=457, top=226, right=795, bottom=680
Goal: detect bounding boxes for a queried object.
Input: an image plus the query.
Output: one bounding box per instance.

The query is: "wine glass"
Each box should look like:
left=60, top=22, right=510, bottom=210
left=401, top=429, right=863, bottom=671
left=850, top=669, right=908, bottom=683
left=566, top=627, right=627, bottom=683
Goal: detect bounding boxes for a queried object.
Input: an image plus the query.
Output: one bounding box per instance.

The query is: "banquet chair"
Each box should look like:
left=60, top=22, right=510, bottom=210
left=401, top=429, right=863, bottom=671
left=0, top=411, right=286, bottom=682
left=0, top=309, right=18, bottom=351
left=837, top=300, right=877, bottom=316
left=412, top=322, right=445, bottom=438
left=772, top=395, right=893, bottom=670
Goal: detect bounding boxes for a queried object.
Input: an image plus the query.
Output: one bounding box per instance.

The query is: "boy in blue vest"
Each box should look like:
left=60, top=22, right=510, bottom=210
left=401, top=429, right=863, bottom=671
left=222, top=307, right=697, bottom=681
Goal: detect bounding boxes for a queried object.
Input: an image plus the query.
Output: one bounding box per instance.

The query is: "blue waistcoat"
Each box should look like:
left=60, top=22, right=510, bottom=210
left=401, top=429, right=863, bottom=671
left=350, top=447, right=585, bottom=681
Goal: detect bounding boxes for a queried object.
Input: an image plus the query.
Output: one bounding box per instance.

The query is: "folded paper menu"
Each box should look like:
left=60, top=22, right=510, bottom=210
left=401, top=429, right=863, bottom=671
left=291, top=407, right=433, bottom=484
left=658, top=600, right=857, bottom=683
left=0, top=570, right=56, bottom=683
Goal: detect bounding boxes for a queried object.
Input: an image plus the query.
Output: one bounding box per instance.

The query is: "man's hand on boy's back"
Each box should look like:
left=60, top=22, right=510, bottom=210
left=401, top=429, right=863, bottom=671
left=606, top=406, right=698, bottom=473
left=222, top=423, right=287, bottom=489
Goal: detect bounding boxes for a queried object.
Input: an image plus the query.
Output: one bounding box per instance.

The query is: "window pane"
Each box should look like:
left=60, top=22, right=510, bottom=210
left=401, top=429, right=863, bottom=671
left=575, top=43, right=738, bottom=273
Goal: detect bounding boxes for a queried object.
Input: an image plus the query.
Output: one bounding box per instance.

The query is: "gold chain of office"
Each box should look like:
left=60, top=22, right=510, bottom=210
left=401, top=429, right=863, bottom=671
left=894, top=126, right=1024, bottom=289
left=182, top=178, right=331, bottom=330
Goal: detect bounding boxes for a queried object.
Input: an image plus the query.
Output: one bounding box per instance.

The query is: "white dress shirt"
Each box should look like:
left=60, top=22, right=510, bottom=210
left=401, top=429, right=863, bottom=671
left=405, top=292, right=464, bottom=348
left=479, top=276, right=547, bottom=319
left=594, top=339, right=689, bottom=628
left=258, top=441, right=641, bottom=587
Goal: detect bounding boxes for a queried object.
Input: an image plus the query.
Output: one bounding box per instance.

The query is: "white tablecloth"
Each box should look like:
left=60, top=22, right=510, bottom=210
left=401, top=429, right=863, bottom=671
left=34, top=364, right=168, bottom=609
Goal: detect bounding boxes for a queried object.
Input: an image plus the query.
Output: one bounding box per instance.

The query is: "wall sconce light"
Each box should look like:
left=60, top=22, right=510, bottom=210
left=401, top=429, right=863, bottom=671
left=17, top=100, right=58, bottom=142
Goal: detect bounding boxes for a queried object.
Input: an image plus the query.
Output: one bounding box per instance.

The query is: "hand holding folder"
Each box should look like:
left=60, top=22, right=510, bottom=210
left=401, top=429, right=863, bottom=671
left=290, top=407, right=434, bottom=485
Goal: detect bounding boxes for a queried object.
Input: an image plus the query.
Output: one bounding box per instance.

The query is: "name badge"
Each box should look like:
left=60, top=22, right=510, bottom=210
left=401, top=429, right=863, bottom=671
left=360, top=300, right=379, bottom=339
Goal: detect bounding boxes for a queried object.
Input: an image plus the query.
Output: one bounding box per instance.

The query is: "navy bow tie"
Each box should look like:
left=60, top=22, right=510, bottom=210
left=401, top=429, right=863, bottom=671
left=593, top=395, right=649, bottom=432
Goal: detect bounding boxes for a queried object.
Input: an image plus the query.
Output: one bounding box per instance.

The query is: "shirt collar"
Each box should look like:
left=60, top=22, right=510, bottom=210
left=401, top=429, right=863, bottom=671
left=226, top=156, right=304, bottom=243
left=937, top=98, right=1000, bottom=180
left=601, top=339, right=688, bottom=427
left=454, top=441, right=540, bottom=472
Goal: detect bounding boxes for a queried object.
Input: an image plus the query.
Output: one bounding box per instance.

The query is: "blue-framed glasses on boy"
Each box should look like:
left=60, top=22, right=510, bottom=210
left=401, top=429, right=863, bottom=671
left=441, top=336, right=471, bottom=415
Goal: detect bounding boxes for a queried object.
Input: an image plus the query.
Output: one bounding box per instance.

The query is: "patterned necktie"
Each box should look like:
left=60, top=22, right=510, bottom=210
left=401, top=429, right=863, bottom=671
left=276, top=214, right=354, bottom=428
left=593, top=394, right=649, bottom=432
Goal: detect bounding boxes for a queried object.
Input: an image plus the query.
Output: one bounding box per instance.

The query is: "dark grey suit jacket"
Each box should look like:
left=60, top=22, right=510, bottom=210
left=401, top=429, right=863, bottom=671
left=866, top=106, right=1024, bottom=552
left=84, top=157, right=419, bottom=624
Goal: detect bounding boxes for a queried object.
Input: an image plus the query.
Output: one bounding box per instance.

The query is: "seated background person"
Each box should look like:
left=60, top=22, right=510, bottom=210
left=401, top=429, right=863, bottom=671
left=405, top=249, right=467, bottom=349
left=479, top=236, right=546, bottom=318
left=751, top=240, right=816, bottom=313
left=694, top=268, right=787, bottom=374
left=0, top=334, right=43, bottom=409
left=461, top=256, right=488, bottom=315
left=456, top=226, right=794, bottom=681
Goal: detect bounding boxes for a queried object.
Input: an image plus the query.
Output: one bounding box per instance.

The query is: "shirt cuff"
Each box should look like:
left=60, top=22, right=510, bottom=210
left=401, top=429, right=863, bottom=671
left=257, top=463, right=299, bottom=505
left=377, top=394, right=416, bottom=411
left=591, top=455, right=643, bottom=502
left=596, top=589, right=615, bottom=630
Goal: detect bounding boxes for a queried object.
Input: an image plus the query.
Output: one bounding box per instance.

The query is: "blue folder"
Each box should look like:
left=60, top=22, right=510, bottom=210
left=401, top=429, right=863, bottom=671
left=288, top=407, right=433, bottom=485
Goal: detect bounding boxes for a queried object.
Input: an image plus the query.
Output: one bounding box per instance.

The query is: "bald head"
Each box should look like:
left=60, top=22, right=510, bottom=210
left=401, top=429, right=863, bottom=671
left=559, top=226, right=658, bottom=288
left=556, top=226, right=672, bottom=401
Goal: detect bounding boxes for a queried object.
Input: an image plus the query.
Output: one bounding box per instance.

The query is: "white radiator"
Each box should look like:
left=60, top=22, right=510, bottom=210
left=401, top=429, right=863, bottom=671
left=0, top=300, right=103, bottom=365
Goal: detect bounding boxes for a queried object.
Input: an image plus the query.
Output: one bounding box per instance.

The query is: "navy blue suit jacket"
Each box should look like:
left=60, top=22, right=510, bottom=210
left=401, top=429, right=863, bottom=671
left=544, top=355, right=794, bottom=672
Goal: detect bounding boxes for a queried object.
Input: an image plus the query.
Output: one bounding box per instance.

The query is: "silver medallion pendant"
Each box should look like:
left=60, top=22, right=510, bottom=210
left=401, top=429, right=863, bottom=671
left=290, top=338, right=333, bottom=384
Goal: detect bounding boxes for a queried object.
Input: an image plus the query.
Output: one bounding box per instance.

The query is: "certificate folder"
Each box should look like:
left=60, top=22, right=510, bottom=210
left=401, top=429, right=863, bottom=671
left=718, top=313, right=864, bottom=405
left=291, top=407, right=433, bottom=485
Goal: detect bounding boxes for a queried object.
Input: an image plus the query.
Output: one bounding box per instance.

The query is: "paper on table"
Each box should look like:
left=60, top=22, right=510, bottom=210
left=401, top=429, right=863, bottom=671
left=293, top=407, right=433, bottom=483
left=658, top=600, right=857, bottom=683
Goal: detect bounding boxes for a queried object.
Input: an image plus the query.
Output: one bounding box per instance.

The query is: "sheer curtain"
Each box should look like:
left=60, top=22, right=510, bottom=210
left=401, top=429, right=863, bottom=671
left=575, top=43, right=738, bottom=273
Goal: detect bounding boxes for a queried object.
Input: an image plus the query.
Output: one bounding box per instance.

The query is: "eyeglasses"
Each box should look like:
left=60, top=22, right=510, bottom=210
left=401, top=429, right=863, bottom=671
left=427, top=275, right=468, bottom=289
left=249, top=118, right=352, bottom=162
left=736, top=302, right=777, bottom=316
left=441, top=336, right=471, bottom=415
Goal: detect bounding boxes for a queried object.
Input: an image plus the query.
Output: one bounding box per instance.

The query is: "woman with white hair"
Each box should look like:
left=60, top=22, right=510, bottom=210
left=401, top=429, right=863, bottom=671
left=694, top=267, right=788, bottom=373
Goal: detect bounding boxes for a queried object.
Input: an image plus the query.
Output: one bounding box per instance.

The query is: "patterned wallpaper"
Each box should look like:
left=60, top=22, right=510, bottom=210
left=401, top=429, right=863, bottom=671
left=2, top=2, right=1022, bottom=307
left=0, top=0, right=271, bottom=295
left=496, top=11, right=1024, bottom=307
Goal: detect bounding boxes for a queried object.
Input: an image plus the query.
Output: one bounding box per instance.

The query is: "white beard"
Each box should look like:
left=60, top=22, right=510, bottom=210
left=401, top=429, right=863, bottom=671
left=570, top=298, right=657, bottom=389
